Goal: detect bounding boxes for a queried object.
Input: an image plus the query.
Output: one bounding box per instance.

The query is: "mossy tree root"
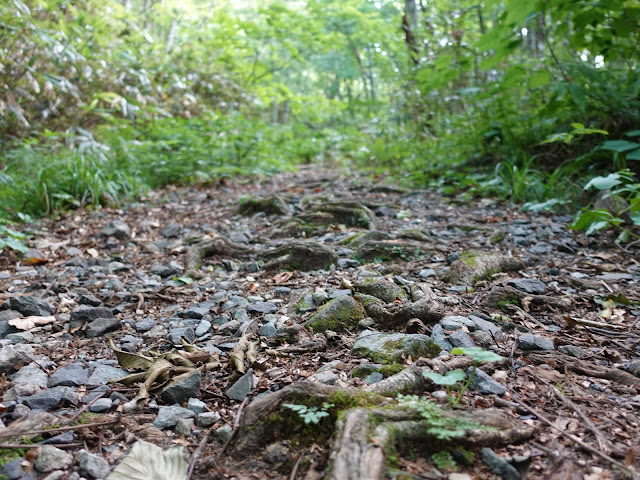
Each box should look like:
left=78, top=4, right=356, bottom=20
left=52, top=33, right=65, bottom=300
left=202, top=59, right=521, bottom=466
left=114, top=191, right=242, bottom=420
left=184, top=237, right=255, bottom=277
left=445, top=253, right=525, bottom=285
left=484, top=285, right=572, bottom=311
left=357, top=295, right=445, bottom=329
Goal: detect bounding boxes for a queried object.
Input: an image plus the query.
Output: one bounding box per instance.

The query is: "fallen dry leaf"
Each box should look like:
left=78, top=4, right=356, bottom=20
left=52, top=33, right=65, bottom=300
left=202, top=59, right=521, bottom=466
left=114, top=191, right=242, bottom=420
left=9, top=315, right=56, bottom=330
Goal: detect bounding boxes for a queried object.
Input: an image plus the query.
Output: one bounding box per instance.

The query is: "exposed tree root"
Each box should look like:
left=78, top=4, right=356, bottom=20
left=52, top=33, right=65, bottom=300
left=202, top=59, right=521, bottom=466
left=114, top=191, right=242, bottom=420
left=227, top=381, right=534, bottom=480
left=262, top=241, right=338, bottom=271
left=445, top=253, right=525, bottom=285
left=485, top=285, right=573, bottom=311
left=357, top=295, right=445, bottom=329
left=184, top=237, right=255, bottom=277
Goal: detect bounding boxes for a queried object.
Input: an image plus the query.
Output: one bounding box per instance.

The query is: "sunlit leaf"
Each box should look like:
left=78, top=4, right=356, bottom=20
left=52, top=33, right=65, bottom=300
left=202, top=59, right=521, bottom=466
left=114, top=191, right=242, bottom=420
left=451, top=347, right=502, bottom=363
left=107, top=440, right=188, bottom=480
left=423, top=369, right=466, bottom=385
left=600, top=140, right=640, bottom=153
left=584, top=173, right=622, bottom=190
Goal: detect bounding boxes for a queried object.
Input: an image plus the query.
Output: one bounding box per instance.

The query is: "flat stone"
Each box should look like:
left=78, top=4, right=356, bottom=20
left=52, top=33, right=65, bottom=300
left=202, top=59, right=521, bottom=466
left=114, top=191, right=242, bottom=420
left=197, top=411, right=221, bottom=428
left=247, top=301, right=279, bottom=314
left=354, top=277, right=406, bottom=303
left=160, top=223, right=182, bottom=238
left=160, top=370, right=201, bottom=405
left=182, top=301, right=216, bottom=319
left=34, top=446, right=73, bottom=473
left=258, top=322, right=277, bottom=338
left=558, top=345, right=586, bottom=358
left=218, top=320, right=241, bottom=335
left=5, top=296, right=54, bottom=317
left=215, top=424, right=233, bottom=443
left=12, top=363, right=49, bottom=388
left=99, top=220, right=131, bottom=240
left=419, top=268, right=437, bottom=278
left=449, top=331, right=476, bottom=349
left=89, top=398, right=113, bottom=413
left=154, top=405, right=195, bottom=429
left=135, top=318, right=157, bottom=332
left=305, top=296, right=365, bottom=333
left=517, top=333, right=554, bottom=351
left=226, top=369, right=254, bottom=401
left=440, top=315, right=476, bottom=331
left=469, top=368, right=506, bottom=396
left=195, top=319, right=212, bottom=337
left=86, top=317, right=121, bottom=337
left=600, top=273, right=634, bottom=282
left=328, top=289, right=352, bottom=299
left=468, top=315, right=504, bottom=340
left=176, top=418, right=195, bottom=436
left=365, top=372, right=384, bottom=384
left=507, top=278, right=547, bottom=295
left=78, top=449, right=111, bottom=479
left=70, top=306, right=114, bottom=330
left=308, top=370, right=339, bottom=385
left=1, top=458, right=25, bottom=479
left=22, top=386, right=78, bottom=411
left=529, top=242, right=552, bottom=254
left=78, top=294, right=102, bottom=307
left=352, top=330, right=441, bottom=364
left=87, top=364, right=128, bottom=387
left=0, top=310, right=23, bottom=322
left=167, top=326, right=196, bottom=344
left=49, top=363, right=89, bottom=387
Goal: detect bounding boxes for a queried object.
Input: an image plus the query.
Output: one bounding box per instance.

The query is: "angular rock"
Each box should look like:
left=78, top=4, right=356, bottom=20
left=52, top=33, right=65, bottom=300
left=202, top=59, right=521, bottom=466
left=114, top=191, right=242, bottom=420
left=365, top=372, right=384, bottom=384
left=215, top=424, right=233, bottom=443
left=176, top=418, right=195, bottom=436
left=154, top=405, right=196, bottom=429
left=77, top=449, right=111, bottom=479
left=507, top=278, right=547, bottom=295
left=440, top=315, right=476, bottom=331
left=187, top=398, right=207, bottom=414
left=160, top=369, right=202, bottom=405
left=5, top=296, right=54, bottom=317
left=87, top=364, right=128, bottom=387
left=22, top=386, right=78, bottom=411
left=238, top=195, right=287, bottom=216
left=86, top=317, right=121, bottom=337
left=0, top=345, right=35, bottom=374
left=468, top=315, right=504, bottom=340
left=352, top=330, right=441, bottom=364
left=78, top=294, right=103, bottom=307
left=481, top=448, right=522, bottom=480
left=197, top=411, right=221, bottom=428
left=430, top=324, right=452, bottom=351
left=48, top=363, right=89, bottom=387
left=99, top=220, right=131, bottom=240
left=34, top=446, right=73, bottom=473
left=226, top=369, right=254, bottom=401
left=182, top=301, right=216, bottom=319
left=517, top=333, right=554, bottom=351
left=305, top=295, right=365, bottom=333
left=12, top=363, right=49, bottom=388
left=449, top=331, right=476, bottom=349
left=160, top=223, right=182, bottom=238
left=247, top=301, right=279, bottom=314
left=70, top=306, right=114, bottom=330
left=558, top=345, right=586, bottom=358
left=354, top=277, right=406, bottom=303
left=89, top=398, right=113, bottom=413
left=469, top=368, right=506, bottom=395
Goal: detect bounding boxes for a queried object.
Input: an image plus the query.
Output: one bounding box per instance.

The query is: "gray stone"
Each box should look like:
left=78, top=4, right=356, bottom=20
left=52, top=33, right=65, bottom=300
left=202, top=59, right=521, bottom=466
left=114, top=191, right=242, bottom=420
left=507, top=278, right=547, bottom=295
left=87, top=364, right=127, bottom=387
left=328, top=289, right=352, bottom=299
left=86, top=317, right=121, bottom=337
left=354, top=278, right=406, bottom=303
left=176, top=418, right=195, bottom=435
left=0, top=320, right=15, bottom=339
left=48, top=363, right=89, bottom=387
left=440, top=316, right=476, bottom=331
left=135, top=318, right=157, bottom=332
left=70, top=306, right=114, bottom=330
left=79, top=294, right=102, bottom=307
left=470, top=330, right=494, bottom=348
left=308, top=370, right=339, bottom=385
left=150, top=262, right=180, bottom=277
left=274, top=287, right=292, bottom=297
left=337, top=258, right=360, bottom=268
left=218, top=320, right=241, bottom=335
left=99, top=220, right=131, bottom=240
left=89, top=398, right=113, bottom=413
left=558, top=345, right=586, bottom=358
left=352, top=330, right=441, bottom=364
left=195, top=319, right=212, bottom=337
left=247, top=301, right=279, bottom=314
left=182, top=301, right=216, bottom=319
left=449, top=331, right=476, bottom=349
left=215, top=424, right=233, bottom=443
left=12, top=363, right=49, bottom=387
left=517, top=333, right=554, bottom=351
left=77, top=449, right=111, bottom=479
left=22, top=386, right=78, bottom=411
left=1, top=458, right=24, bottom=479
left=34, top=446, right=73, bottom=473
left=468, top=315, right=504, bottom=340
left=154, top=405, right=196, bottom=429
left=160, top=223, right=182, bottom=238
left=305, top=296, right=365, bottom=333
left=529, top=242, right=552, bottom=254
left=197, top=411, right=221, bottom=428
left=430, top=324, right=452, bottom=351
left=481, top=448, right=522, bottom=480
left=160, top=370, right=201, bottom=405
left=600, top=273, right=634, bottom=281
left=258, top=322, right=277, bottom=338
left=469, top=368, right=506, bottom=396
left=0, top=344, right=34, bottom=374
left=187, top=397, right=207, bottom=414
left=5, top=296, right=54, bottom=316
left=167, top=326, right=195, bottom=344
left=419, top=268, right=436, bottom=278
left=226, top=369, right=254, bottom=401
left=5, top=331, right=34, bottom=343
left=0, top=310, right=23, bottom=322
left=12, top=404, right=30, bottom=419
left=365, top=372, right=384, bottom=384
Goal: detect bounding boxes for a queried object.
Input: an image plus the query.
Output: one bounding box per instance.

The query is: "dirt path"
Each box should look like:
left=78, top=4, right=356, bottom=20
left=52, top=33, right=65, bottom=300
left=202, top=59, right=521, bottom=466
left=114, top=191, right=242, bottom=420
left=1, top=167, right=639, bottom=480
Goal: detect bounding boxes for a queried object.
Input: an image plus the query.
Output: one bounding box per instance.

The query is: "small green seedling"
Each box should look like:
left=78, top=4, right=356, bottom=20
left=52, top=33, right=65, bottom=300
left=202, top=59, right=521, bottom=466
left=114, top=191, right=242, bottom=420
left=283, top=402, right=335, bottom=425
left=423, top=347, right=502, bottom=406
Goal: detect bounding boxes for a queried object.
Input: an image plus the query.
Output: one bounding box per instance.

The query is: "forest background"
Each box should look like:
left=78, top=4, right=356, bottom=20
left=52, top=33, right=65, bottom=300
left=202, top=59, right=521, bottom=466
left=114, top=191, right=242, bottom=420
left=1, top=0, right=639, bottom=251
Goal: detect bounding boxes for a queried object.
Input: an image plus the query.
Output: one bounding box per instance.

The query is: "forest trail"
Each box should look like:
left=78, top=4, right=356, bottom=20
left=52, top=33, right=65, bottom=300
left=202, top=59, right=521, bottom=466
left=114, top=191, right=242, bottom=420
left=1, top=166, right=639, bottom=480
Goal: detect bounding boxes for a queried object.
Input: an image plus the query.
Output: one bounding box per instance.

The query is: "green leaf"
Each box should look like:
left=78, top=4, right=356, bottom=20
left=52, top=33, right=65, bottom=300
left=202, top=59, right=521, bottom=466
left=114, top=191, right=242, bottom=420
left=5, top=237, right=28, bottom=253
left=450, top=347, right=502, bottom=363
left=528, top=70, right=551, bottom=88
left=174, top=276, right=194, bottom=285
left=423, top=369, right=466, bottom=386
left=631, top=213, right=640, bottom=226
left=600, top=140, right=640, bottom=153
left=625, top=130, right=640, bottom=137
left=626, top=148, right=640, bottom=161
left=585, top=220, right=609, bottom=235
left=522, top=198, right=563, bottom=212
left=584, top=173, right=622, bottom=190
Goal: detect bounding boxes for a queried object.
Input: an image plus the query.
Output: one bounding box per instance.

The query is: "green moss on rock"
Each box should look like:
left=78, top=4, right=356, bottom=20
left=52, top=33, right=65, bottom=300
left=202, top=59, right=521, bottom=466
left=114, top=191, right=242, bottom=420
left=352, top=330, right=442, bottom=364
left=305, top=295, right=365, bottom=333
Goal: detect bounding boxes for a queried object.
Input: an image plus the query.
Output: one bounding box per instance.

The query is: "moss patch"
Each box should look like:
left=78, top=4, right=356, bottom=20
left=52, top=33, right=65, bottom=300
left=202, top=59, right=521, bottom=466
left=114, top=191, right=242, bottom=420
left=305, top=296, right=365, bottom=333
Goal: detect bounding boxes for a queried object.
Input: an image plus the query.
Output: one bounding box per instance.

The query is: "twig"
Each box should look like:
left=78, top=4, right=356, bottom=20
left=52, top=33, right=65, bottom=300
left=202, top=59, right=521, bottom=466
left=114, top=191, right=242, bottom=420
left=217, top=397, right=249, bottom=460
left=289, top=450, right=306, bottom=480
left=187, top=431, right=211, bottom=480
left=550, top=385, right=614, bottom=455
left=513, top=397, right=636, bottom=478
left=566, top=316, right=625, bottom=330
left=62, top=390, right=109, bottom=426
left=0, top=415, right=121, bottom=441
left=133, top=292, right=144, bottom=311
left=0, top=443, right=83, bottom=449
